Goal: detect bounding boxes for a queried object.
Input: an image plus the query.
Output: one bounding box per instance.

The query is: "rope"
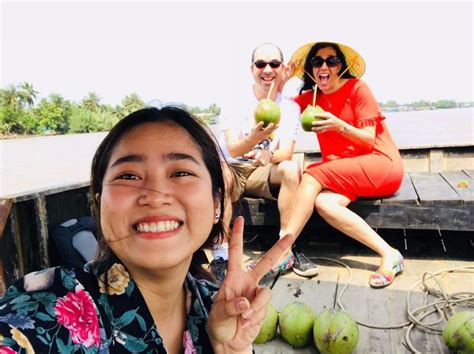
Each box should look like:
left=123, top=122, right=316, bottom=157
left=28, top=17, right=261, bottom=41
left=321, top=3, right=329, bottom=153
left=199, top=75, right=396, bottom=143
left=311, top=258, right=474, bottom=353
left=404, top=266, right=474, bottom=353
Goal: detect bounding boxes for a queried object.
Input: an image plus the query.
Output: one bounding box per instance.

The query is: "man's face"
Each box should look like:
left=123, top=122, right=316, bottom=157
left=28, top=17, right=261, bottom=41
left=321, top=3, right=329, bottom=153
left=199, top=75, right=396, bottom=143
left=251, top=45, right=283, bottom=90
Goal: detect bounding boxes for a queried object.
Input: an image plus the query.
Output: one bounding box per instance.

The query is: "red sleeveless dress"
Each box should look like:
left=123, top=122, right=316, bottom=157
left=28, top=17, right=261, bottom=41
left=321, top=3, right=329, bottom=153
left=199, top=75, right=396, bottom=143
left=294, top=79, right=403, bottom=201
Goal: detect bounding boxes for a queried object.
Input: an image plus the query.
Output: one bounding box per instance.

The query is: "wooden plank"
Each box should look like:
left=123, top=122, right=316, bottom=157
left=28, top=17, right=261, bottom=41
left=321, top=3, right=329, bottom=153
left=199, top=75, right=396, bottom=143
left=34, top=194, right=50, bottom=269
left=350, top=204, right=474, bottom=231
left=239, top=199, right=474, bottom=230
left=410, top=172, right=462, bottom=205
left=0, top=199, right=13, bottom=238
left=441, top=170, right=474, bottom=204
left=0, top=199, right=13, bottom=296
left=382, top=173, right=419, bottom=205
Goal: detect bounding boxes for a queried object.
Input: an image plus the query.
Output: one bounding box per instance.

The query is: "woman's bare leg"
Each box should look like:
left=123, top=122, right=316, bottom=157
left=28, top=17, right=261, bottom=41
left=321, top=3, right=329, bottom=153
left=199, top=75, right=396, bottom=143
left=315, top=191, right=400, bottom=269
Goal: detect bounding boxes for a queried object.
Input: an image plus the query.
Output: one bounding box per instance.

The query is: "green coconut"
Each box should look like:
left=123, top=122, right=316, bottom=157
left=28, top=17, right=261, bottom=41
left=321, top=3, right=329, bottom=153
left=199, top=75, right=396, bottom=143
left=443, top=311, right=474, bottom=354
left=279, top=302, right=316, bottom=348
left=254, top=303, right=279, bottom=344
left=254, top=99, right=281, bottom=127
left=313, top=309, right=359, bottom=354
left=300, top=105, right=325, bottom=132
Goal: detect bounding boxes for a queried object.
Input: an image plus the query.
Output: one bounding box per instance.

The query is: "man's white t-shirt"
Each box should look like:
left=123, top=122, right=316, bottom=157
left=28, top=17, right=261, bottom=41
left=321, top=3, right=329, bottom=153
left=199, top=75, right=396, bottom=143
left=219, top=91, right=300, bottom=163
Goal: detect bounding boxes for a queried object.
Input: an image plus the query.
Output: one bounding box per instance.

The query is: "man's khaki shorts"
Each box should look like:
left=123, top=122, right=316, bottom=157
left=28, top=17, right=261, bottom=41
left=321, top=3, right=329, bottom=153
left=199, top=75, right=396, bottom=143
left=228, top=163, right=277, bottom=201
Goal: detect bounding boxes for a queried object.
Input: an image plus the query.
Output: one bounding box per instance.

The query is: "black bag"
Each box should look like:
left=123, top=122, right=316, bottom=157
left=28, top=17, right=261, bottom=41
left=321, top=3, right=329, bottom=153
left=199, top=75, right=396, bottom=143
left=49, top=216, right=98, bottom=268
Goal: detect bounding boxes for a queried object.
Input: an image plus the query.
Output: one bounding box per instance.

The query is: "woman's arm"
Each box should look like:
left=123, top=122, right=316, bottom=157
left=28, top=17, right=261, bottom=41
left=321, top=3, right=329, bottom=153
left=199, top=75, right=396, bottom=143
left=311, top=113, right=376, bottom=152
left=207, top=217, right=295, bottom=352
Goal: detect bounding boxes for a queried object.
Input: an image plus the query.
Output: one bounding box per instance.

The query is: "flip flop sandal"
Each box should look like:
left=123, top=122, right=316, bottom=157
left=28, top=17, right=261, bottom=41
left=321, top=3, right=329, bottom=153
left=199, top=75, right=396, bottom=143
left=369, top=251, right=404, bottom=289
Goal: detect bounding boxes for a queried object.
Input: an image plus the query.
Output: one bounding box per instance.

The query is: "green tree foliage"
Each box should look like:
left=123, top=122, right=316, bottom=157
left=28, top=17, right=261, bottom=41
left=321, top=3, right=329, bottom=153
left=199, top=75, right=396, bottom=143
left=5, top=79, right=468, bottom=137
left=35, top=94, right=72, bottom=133
left=207, top=103, right=221, bottom=115
left=190, top=103, right=221, bottom=124
left=0, top=84, right=21, bottom=109
left=18, top=82, right=38, bottom=108
left=81, top=92, right=102, bottom=113
left=69, top=105, right=100, bottom=133
left=0, top=106, right=38, bottom=134
left=413, top=100, right=432, bottom=109
left=433, top=100, right=456, bottom=109
left=385, top=100, right=399, bottom=108
left=121, top=93, right=145, bottom=116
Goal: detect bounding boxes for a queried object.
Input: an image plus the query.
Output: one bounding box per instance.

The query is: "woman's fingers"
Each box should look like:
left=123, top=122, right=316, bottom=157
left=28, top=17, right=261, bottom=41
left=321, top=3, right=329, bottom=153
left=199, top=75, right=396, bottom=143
left=246, top=287, right=271, bottom=318
left=251, top=234, right=295, bottom=281
left=241, top=287, right=272, bottom=328
left=227, top=216, right=244, bottom=272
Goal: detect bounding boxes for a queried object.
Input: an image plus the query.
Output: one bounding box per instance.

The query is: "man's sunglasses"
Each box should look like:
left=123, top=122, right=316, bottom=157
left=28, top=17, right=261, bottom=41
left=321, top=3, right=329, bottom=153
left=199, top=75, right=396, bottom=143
left=254, top=60, right=282, bottom=69
left=310, top=56, right=341, bottom=68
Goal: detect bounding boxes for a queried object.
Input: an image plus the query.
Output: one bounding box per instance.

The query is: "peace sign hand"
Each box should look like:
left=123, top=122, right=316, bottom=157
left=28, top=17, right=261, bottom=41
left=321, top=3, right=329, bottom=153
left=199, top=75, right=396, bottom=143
left=207, top=216, right=295, bottom=353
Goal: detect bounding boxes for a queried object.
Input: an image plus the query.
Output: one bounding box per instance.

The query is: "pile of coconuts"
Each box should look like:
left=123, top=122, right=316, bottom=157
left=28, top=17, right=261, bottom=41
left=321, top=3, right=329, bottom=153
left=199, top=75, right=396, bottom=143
left=254, top=302, right=359, bottom=354
left=255, top=303, right=473, bottom=353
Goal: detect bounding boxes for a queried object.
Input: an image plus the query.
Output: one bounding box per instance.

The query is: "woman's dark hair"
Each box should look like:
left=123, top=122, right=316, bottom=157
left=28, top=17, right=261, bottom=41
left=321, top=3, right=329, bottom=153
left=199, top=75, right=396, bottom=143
left=299, top=42, right=355, bottom=94
left=90, top=106, right=226, bottom=282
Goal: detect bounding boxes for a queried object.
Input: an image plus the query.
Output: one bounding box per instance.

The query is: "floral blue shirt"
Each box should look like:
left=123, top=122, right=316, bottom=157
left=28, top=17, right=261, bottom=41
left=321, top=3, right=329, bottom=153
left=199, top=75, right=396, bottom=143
left=0, top=263, right=219, bottom=353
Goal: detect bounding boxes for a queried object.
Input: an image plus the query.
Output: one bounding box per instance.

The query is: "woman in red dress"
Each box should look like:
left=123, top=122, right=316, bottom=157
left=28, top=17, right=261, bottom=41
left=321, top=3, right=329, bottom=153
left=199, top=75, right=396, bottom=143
left=286, top=42, right=404, bottom=288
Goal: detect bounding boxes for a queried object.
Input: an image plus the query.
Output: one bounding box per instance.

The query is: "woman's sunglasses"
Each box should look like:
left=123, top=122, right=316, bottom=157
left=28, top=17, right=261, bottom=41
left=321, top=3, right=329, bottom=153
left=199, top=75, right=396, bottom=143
left=254, top=60, right=282, bottom=69
left=310, top=56, right=341, bottom=68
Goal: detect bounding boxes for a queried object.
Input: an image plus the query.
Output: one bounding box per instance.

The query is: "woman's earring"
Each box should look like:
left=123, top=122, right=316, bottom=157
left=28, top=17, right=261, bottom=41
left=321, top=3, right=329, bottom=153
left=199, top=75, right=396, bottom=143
left=214, top=212, right=221, bottom=223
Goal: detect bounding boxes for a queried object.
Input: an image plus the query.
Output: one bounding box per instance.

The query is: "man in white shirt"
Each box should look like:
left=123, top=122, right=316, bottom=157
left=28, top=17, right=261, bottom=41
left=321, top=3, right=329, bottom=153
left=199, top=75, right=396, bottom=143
left=210, top=43, right=319, bottom=283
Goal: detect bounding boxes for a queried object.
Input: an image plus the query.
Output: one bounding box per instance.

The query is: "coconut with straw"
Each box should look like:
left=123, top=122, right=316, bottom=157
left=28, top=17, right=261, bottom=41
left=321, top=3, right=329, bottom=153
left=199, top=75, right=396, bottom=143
left=254, top=81, right=281, bottom=127
left=300, top=71, right=325, bottom=132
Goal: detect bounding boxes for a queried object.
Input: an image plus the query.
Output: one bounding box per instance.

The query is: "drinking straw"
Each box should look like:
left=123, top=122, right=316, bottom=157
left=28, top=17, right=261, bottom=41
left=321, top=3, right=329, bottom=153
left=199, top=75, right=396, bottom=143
left=305, top=70, right=317, bottom=84
left=312, top=84, right=318, bottom=107
left=267, top=81, right=275, bottom=100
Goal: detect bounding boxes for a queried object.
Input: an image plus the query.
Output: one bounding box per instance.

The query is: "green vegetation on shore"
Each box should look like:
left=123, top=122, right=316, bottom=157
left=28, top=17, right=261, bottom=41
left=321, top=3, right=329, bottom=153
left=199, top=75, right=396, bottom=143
left=379, top=99, right=473, bottom=112
left=0, top=82, right=220, bottom=137
left=1, top=82, right=471, bottom=137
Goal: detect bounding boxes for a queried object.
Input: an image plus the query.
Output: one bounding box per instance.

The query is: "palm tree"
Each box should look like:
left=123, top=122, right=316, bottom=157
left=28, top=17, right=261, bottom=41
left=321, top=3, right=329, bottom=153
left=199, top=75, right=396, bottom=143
left=19, top=82, right=38, bottom=108
left=0, top=84, right=21, bottom=109
left=121, top=93, right=144, bottom=115
left=81, top=92, right=101, bottom=113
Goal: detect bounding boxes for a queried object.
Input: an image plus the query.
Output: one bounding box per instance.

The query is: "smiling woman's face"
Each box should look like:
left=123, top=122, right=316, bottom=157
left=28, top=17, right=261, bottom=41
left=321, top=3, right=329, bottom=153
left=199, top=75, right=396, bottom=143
left=312, top=47, right=342, bottom=94
left=99, top=121, right=219, bottom=273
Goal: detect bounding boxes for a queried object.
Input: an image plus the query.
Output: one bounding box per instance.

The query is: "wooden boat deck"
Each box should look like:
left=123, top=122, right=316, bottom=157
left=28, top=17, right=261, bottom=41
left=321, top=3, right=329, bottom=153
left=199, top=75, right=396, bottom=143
left=236, top=170, right=474, bottom=231
left=217, top=228, right=474, bottom=353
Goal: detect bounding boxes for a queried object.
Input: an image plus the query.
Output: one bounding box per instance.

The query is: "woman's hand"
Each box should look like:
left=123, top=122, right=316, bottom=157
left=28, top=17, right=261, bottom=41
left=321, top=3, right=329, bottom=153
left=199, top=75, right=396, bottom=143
left=311, top=111, right=348, bottom=133
left=311, top=112, right=377, bottom=151
left=208, top=217, right=295, bottom=353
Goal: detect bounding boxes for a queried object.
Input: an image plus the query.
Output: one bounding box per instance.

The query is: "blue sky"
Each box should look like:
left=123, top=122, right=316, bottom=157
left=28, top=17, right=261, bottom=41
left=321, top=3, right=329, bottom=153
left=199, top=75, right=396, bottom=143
left=1, top=0, right=472, bottom=109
